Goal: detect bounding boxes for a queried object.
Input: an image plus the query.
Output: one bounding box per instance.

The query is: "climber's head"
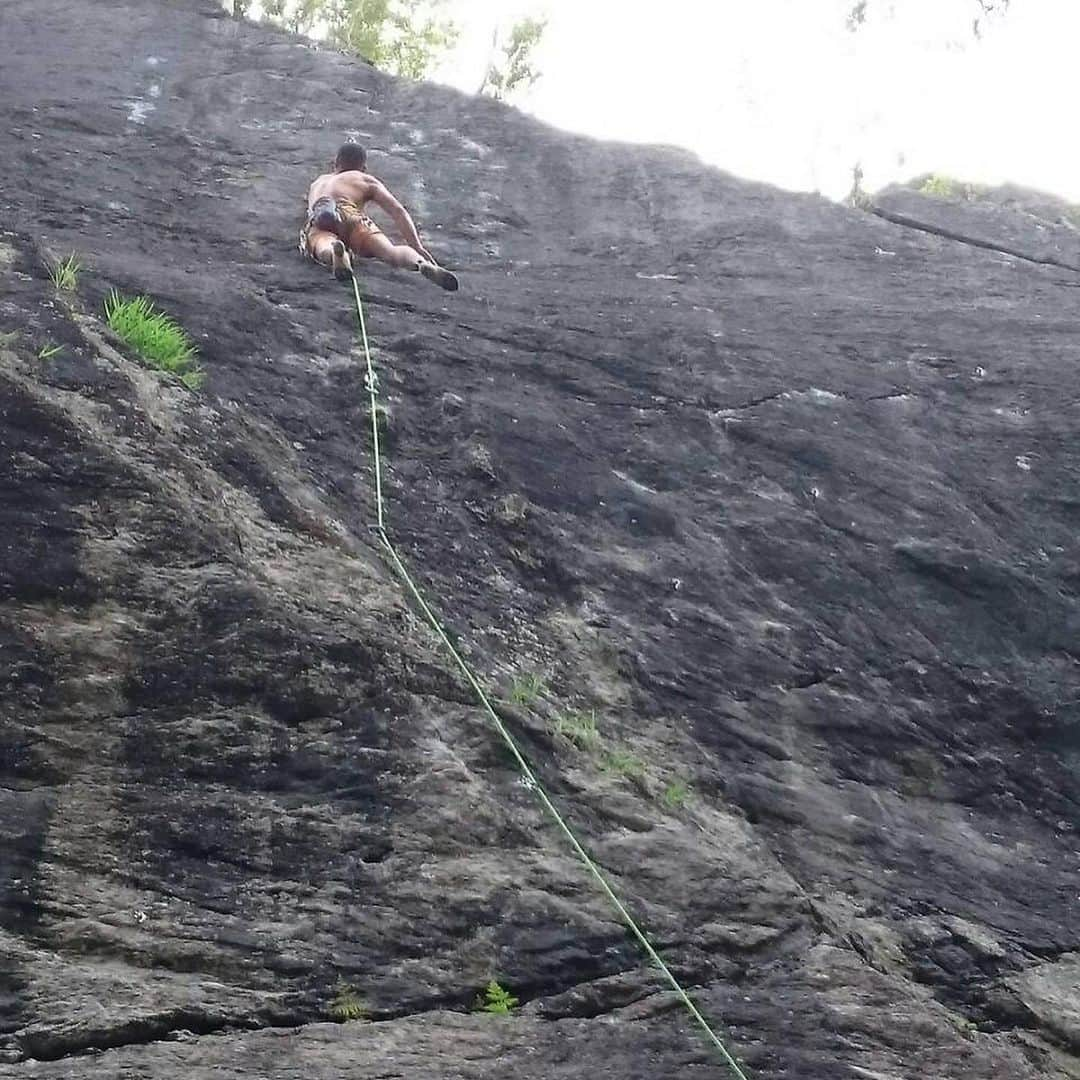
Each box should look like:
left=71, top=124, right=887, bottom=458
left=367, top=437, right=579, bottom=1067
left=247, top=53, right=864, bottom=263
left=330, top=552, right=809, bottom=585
left=334, top=142, right=367, bottom=173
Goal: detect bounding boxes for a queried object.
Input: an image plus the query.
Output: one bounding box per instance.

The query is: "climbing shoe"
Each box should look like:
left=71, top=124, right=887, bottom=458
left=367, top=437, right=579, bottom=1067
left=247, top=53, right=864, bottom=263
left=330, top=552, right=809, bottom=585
left=420, top=262, right=459, bottom=292
left=331, top=240, right=353, bottom=281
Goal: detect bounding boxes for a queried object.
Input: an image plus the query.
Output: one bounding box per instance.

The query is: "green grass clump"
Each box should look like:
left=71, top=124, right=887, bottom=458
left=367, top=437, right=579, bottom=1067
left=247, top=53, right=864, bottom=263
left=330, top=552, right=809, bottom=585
left=509, top=672, right=545, bottom=706
left=602, top=748, right=645, bottom=779
left=662, top=780, right=691, bottom=809
left=327, top=986, right=367, bottom=1022
left=104, top=290, right=203, bottom=389
left=475, top=980, right=518, bottom=1014
left=553, top=709, right=601, bottom=752
left=49, top=253, right=81, bottom=291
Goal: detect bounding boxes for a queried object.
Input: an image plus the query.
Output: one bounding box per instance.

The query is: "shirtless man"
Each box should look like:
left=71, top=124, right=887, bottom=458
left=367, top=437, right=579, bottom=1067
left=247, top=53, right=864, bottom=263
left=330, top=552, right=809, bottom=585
left=299, top=142, right=458, bottom=292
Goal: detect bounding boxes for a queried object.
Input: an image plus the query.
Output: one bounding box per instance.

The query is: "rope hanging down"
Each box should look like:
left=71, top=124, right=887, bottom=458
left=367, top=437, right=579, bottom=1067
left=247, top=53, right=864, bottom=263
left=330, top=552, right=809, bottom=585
left=349, top=274, right=750, bottom=1080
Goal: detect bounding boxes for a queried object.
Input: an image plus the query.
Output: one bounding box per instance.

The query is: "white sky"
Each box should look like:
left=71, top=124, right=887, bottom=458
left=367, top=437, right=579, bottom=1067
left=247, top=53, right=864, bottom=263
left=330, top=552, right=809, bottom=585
left=429, top=0, right=1080, bottom=202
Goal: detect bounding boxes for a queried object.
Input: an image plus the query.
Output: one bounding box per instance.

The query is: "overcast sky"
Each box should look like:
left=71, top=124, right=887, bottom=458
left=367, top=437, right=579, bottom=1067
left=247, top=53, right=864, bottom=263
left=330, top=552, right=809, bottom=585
left=429, top=0, right=1080, bottom=202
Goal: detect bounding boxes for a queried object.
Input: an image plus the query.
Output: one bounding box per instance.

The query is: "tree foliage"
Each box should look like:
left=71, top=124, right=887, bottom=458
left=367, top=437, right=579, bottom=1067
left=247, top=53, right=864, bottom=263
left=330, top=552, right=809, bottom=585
left=248, top=0, right=458, bottom=79
left=846, top=0, right=1010, bottom=38
left=478, top=16, right=548, bottom=101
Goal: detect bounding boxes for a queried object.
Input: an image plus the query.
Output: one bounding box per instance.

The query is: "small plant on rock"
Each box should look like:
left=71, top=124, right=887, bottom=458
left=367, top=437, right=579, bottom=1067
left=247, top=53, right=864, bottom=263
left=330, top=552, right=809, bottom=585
left=662, top=780, right=691, bottom=809
left=104, top=290, right=203, bottom=389
left=553, top=709, right=601, bottom=752
left=602, top=748, right=645, bottom=779
left=509, top=672, right=545, bottom=706
left=328, top=986, right=367, bottom=1022
left=49, top=253, right=81, bottom=292
left=37, top=342, right=63, bottom=361
left=475, top=980, right=518, bottom=1014
left=918, top=174, right=987, bottom=202
left=845, top=162, right=873, bottom=210
left=920, top=174, right=959, bottom=199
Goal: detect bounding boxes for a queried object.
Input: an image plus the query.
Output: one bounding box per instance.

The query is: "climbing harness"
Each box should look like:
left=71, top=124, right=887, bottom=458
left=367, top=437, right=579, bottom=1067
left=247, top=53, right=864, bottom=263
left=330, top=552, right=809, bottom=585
left=349, top=274, right=751, bottom=1080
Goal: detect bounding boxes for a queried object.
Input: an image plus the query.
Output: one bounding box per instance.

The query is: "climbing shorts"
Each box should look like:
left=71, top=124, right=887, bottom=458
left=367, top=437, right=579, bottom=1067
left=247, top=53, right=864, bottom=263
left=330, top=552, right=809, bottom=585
left=298, top=196, right=382, bottom=258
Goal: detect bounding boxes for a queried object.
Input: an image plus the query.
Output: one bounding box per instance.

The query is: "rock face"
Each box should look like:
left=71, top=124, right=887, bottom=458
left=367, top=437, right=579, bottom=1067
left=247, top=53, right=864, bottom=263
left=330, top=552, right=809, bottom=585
left=1, top=1, right=1078, bottom=1077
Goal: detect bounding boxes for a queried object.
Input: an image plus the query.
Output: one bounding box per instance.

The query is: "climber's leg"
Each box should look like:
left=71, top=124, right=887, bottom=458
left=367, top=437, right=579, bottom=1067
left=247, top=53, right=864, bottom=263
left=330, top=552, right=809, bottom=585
left=305, top=227, right=353, bottom=281
left=352, top=231, right=458, bottom=292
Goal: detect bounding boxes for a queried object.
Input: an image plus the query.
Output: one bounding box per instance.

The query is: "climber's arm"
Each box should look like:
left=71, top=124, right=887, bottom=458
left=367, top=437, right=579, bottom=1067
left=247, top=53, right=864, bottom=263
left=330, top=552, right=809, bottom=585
left=368, top=181, right=435, bottom=262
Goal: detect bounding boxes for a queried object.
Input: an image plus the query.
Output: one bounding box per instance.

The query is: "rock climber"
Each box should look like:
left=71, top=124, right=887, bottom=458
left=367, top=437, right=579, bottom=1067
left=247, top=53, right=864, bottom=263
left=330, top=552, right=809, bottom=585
left=299, top=142, right=458, bottom=292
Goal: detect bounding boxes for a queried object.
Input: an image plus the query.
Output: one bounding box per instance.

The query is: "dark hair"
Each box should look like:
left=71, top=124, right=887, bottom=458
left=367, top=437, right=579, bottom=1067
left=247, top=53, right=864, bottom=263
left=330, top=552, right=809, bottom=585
left=335, top=142, right=367, bottom=171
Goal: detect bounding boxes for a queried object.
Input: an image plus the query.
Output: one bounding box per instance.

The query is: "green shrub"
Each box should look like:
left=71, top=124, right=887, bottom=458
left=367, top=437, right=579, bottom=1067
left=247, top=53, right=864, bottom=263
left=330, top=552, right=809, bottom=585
left=475, top=980, right=518, bottom=1014
left=104, top=290, right=203, bottom=389
left=918, top=174, right=988, bottom=202
left=920, top=174, right=960, bottom=198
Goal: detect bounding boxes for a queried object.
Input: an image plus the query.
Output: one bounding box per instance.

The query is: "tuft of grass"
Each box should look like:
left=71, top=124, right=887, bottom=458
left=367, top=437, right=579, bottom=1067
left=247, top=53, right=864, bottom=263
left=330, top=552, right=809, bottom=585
left=327, top=986, right=367, bottom=1022
left=509, top=672, right=545, bottom=706
left=49, top=253, right=81, bottom=292
left=37, top=342, right=63, bottom=361
left=474, top=980, right=518, bottom=1015
left=104, top=290, right=203, bottom=389
left=553, top=709, right=601, bottom=752
left=602, top=748, right=645, bottom=779
left=662, top=780, right=691, bottom=809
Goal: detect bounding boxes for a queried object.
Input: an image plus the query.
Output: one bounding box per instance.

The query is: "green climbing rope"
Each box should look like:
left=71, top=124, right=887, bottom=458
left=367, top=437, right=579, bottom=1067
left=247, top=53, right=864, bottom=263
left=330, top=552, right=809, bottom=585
left=349, top=273, right=751, bottom=1080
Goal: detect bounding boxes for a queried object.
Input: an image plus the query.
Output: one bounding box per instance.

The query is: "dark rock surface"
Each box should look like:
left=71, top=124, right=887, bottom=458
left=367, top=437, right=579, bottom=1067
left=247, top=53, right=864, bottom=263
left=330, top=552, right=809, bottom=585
left=1, top=1, right=1078, bottom=1077
left=876, top=178, right=1080, bottom=272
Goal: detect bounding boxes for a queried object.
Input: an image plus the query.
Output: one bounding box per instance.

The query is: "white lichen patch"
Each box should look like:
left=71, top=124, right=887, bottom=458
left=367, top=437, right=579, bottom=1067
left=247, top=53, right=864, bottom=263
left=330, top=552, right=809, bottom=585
left=126, top=99, right=155, bottom=125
